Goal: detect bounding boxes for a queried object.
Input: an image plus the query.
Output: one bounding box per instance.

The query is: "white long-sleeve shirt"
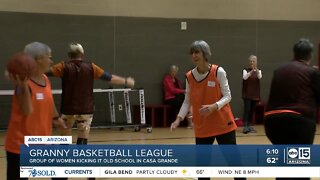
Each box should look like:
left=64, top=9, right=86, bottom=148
left=243, top=69, right=262, bottom=80
left=177, top=66, right=232, bottom=119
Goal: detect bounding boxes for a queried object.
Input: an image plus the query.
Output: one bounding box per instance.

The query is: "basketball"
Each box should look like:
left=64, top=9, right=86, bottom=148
left=6, top=52, right=36, bottom=79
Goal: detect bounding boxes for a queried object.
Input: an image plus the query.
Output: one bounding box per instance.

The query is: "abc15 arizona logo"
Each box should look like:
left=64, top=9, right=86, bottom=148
left=286, top=147, right=311, bottom=164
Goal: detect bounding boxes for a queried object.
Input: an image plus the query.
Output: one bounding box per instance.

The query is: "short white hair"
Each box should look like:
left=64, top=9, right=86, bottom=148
left=170, top=65, right=178, bottom=72
left=248, top=55, right=257, bottom=61
left=24, top=42, right=51, bottom=58
left=69, top=43, right=84, bottom=54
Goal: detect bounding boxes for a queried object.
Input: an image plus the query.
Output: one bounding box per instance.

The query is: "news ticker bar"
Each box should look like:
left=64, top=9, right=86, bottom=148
left=20, top=166, right=320, bottom=178
left=20, top=145, right=317, bottom=166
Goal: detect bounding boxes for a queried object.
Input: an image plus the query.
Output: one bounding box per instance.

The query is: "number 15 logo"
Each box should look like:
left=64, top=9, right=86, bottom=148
left=298, top=148, right=310, bottom=159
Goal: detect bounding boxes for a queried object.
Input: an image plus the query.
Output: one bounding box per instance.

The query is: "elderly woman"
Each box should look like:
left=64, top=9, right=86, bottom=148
left=163, top=65, right=193, bottom=128
left=242, top=55, right=262, bottom=134
left=5, top=42, right=65, bottom=180
left=171, top=40, right=245, bottom=180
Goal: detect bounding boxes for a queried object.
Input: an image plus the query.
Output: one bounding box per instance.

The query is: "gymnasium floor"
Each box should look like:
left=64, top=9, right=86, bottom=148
left=1, top=125, right=320, bottom=180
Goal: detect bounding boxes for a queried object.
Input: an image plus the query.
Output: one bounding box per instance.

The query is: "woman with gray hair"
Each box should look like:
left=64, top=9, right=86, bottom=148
left=46, top=42, right=135, bottom=180
left=242, top=55, right=262, bottom=134
left=5, top=42, right=66, bottom=180
left=47, top=43, right=135, bottom=144
left=163, top=65, right=193, bottom=128
left=171, top=40, right=245, bottom=180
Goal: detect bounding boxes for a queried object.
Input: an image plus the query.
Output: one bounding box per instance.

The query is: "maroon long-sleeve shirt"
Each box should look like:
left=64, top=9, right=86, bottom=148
left=163, top=74, right=185, bottom=101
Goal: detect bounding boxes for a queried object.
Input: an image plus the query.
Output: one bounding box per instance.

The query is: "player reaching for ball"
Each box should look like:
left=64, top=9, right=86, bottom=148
left=4, top=42, right=66, bottom=180
left=46, top=43, right=135, bottom=180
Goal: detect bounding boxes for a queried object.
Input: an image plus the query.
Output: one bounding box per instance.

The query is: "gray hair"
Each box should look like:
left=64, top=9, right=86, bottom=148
left=170, top=65, right=178, bottom=72
left=189, top=40, right=212, bottom=60
left=248, top=55, right=257, bottom=61
left=24, top=42, right=51, bottom=59
left=68, top=43, right=84, bottom=58
left=69, top=43, right=84, bottom=54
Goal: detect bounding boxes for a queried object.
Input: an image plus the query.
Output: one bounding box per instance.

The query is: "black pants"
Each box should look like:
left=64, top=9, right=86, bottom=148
left=6, top=151, right=28, bottom=180
left=243, top=99, right=258, bottom=128
left=195, top=131, right=246, bottom=180
left=165, top=93, right=185, bottom=115
left=264, top=113, right=315, bottom=144
left=264, top=113, right=316, bottom=180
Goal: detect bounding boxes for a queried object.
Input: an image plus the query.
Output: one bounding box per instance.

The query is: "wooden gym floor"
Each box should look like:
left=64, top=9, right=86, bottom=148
left=1, top=125, right=320, bottom=180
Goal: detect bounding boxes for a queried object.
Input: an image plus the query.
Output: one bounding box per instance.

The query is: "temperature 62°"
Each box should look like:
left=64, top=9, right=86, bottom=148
left=266, top=157, right=278, bottom=163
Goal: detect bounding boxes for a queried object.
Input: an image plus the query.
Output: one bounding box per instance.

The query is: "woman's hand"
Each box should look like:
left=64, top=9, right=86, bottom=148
left=9, top=74, right=29, bottom=87
left=125, top=77, right=135, bottom=88
left=53, top=117, right=67, bottom=133
left=199, top=103, right=218, bottom=117
left=170, top=116, right=182, bottom=132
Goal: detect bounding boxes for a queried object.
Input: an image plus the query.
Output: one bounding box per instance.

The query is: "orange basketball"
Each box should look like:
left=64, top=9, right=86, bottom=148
left=6, top=52, right=36, bottom=79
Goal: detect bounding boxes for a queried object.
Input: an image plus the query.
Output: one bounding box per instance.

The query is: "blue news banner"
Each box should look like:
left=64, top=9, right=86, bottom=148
left=20, top=145, right=320, bottom=167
